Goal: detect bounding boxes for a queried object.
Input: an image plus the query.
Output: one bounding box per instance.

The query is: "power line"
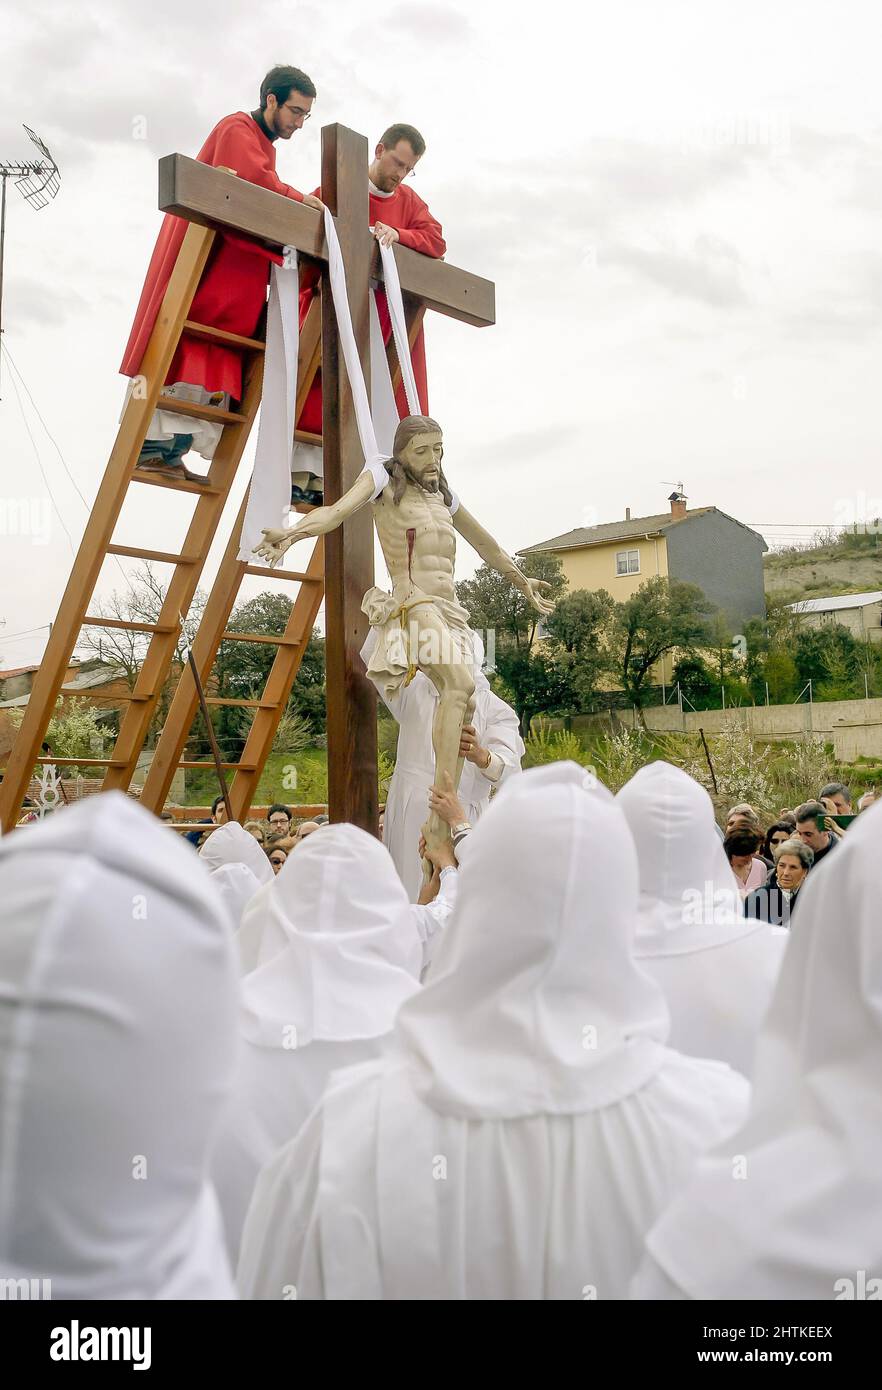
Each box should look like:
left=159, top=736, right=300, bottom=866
left=1, top=353, right=75, bottom=556
left=1, top=339, right=135, bottom=593
left=0, top=622, right=50, bottom=639
left=1, top=341, right=92, bottom=514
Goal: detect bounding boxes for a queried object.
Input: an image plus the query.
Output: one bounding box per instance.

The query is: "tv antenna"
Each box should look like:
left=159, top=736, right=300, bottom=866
left=0, top=126, right=61, bottom=395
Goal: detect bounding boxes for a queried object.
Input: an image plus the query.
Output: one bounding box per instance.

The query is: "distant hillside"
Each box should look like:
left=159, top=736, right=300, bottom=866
left=764, top=530, right=882, bottom=602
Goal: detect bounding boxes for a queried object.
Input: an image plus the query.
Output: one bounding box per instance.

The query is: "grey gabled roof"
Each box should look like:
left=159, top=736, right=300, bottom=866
left=521, top=506, right=766, bottom=554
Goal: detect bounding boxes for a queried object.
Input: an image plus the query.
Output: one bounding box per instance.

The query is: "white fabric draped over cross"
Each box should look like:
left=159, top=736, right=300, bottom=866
left=252, top=212, right=426, bottom=544
left=238, top=247, right=300, bottom=561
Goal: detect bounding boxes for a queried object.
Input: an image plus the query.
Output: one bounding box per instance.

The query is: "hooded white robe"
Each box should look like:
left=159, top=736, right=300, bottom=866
left=363, top=632, right=524, bottom=900
left=212, top=824, right=451, bottom=1267
left=0, top=792, right=239, bottom=1300
left=198, top=819, right=275, bottom=885
left=237, top=763, right=749, bottom=1300
left=617, top=761, right=787, bottom=1079
left=211, top=863, right=263, bottom=928
left=632, top=800, right=882, bottom=1300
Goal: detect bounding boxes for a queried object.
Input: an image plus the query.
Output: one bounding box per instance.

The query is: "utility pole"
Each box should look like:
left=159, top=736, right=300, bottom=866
left=0, top=127, right=61, bottom=396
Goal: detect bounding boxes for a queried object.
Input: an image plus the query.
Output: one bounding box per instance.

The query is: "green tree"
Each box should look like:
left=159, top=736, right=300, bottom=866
left=612, top=578, right=716, bottom=719
left=672, top=654, right=716, bottom=709
left=763, top=648, right=800, bottom=704
left=8, top=698, right=113, bottom=778
left=494, top=646, right=576, bottom=736
left=216, top=593, right=326, bottom=735
left=544, top=588, right=616, bottom=712
left=793, top=624, right=860, bottom=697
left=456, top=552, right=567, bottom=649
left=743, top=599, right=801, bottom=703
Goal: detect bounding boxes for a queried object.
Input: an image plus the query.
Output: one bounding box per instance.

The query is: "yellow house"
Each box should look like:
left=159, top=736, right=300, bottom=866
left=522, top=491, right=767, bottom=685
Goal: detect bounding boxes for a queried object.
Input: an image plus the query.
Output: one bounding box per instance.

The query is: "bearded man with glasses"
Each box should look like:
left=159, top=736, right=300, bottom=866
left=121, top=65, right=323, bottom=483
left=292, top=123, right=446, bottom=506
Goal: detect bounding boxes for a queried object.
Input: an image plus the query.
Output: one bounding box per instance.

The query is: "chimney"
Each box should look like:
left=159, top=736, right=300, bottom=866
left=668, top=488, right=687, bottom=520
left=625, top=507, right=631, bottom=521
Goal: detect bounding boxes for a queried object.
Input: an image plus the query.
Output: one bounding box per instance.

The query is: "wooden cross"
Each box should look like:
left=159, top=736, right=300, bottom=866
left=159, top=123, right=495, bottom=831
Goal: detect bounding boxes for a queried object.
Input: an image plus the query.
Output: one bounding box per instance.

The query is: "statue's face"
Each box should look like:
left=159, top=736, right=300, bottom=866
left=398, top=431, right=443, bottom=490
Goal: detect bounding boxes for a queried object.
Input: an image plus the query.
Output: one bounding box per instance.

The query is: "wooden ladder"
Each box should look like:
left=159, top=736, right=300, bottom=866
left=0, top=222, right=326, bottom=831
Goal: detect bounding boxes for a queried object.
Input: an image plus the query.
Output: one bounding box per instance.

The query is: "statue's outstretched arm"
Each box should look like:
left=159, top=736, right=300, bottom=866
left=453, top=505, right=557, bottom=617
left=254, top=470, right=375, bottom=568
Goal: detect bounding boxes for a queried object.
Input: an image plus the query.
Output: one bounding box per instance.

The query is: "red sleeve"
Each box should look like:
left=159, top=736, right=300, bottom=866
left=395, top=191, right=446, bottom=258
left=207, top=119, right=305, bottom=202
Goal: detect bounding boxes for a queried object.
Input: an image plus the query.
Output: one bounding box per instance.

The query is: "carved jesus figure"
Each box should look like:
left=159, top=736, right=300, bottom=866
left=255, top=416, right=555, bottom=854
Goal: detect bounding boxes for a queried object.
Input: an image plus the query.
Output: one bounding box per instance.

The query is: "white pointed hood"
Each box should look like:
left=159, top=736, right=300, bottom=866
left=394, top=762, right=669, bottom=1118
left=199, top=820, right=274, bottom=884
left=211, top=863, right=263, bottom=928
left=237, top=823, right=422, bottom=1048
left=637, top=801, right=882, bottom=1298
left=617, top=760, right=753, bottom=954
left=0, top=793, right=239, bottom=1299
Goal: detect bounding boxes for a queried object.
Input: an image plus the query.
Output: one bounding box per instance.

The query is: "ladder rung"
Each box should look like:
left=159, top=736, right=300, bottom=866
left=177, top=761, right=258, bottom=771
left=130, top=469, right=222, bottom=497
left=107, top=543, right=200, bottom=565
left=295, top=429, right=322, bottom=445
left=220, top=631, right=302, bottom=646
left=203, top=697, right=276, bottom=708
left=35, top=756, right=128, bottom=767
left=242, top=565, right=320, bottom=583
left=183, top=320, right=266, bottom=352
left=168, top=822, right=221, bottom=832
left=156, top=396, right=248, bottom=425
left=59, top=691, right=150, bottom=704
left=82, top=616, right=178, bottom=634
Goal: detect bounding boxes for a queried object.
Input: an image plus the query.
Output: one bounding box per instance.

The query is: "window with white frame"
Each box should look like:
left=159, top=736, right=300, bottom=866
left=616, top=548, right=640, bottom=576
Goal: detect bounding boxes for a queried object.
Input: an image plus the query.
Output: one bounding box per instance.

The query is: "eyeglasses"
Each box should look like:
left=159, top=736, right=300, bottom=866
left=269, top=816, right=288, bottom=825
left=283, top=103, right=312, bottom=121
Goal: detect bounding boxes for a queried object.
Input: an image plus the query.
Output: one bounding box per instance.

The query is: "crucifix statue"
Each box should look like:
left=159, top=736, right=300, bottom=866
left=157, top=123, right=505, bottom=834
left=256, top=415, right=555, bottom=854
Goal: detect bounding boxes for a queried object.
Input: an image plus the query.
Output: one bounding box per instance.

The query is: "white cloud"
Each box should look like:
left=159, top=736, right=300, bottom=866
left=1, top=0, right=882, bottom=671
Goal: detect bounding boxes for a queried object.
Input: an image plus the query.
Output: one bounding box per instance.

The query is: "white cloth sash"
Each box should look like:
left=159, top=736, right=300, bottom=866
left=238, top=247, right=299, bottom=560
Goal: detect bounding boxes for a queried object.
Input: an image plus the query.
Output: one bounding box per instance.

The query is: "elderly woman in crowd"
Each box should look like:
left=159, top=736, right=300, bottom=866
left=744, top=838, right=813, bottom=927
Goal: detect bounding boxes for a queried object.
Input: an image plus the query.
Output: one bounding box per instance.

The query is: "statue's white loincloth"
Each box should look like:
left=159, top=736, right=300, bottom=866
left=361, top=584, right=474, bottom=698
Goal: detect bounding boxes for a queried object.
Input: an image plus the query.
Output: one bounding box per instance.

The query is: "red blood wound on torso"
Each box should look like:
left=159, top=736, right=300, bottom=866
left=406, top=527, right=416, bottom=580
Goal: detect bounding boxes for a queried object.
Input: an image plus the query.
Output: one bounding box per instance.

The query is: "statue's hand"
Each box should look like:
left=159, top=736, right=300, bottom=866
left=254, top=530, right=295, bottom=568
left=523, top=577, right=557, bottom=617
left=254, top=510, right=328, bottom=567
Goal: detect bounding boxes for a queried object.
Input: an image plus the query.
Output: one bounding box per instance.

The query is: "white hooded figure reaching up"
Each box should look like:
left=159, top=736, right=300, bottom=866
left=363, top=628, right=524, bottom=900
left=237, top=763, right=749, bottom=1301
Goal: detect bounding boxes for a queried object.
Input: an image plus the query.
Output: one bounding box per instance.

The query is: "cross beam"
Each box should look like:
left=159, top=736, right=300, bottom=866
left=158, top=124, right=494, bottom=830
left=158, top=151, right=495, bottom=326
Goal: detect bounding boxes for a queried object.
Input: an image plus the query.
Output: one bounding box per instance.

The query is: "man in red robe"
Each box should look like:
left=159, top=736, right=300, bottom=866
left=120, top=65, right=323, bottom=483
left=292, top=123, right=445, bottom=504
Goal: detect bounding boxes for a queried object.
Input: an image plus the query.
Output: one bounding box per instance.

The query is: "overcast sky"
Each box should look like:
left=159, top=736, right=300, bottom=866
left=1, top=0, right=881, bottom=669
